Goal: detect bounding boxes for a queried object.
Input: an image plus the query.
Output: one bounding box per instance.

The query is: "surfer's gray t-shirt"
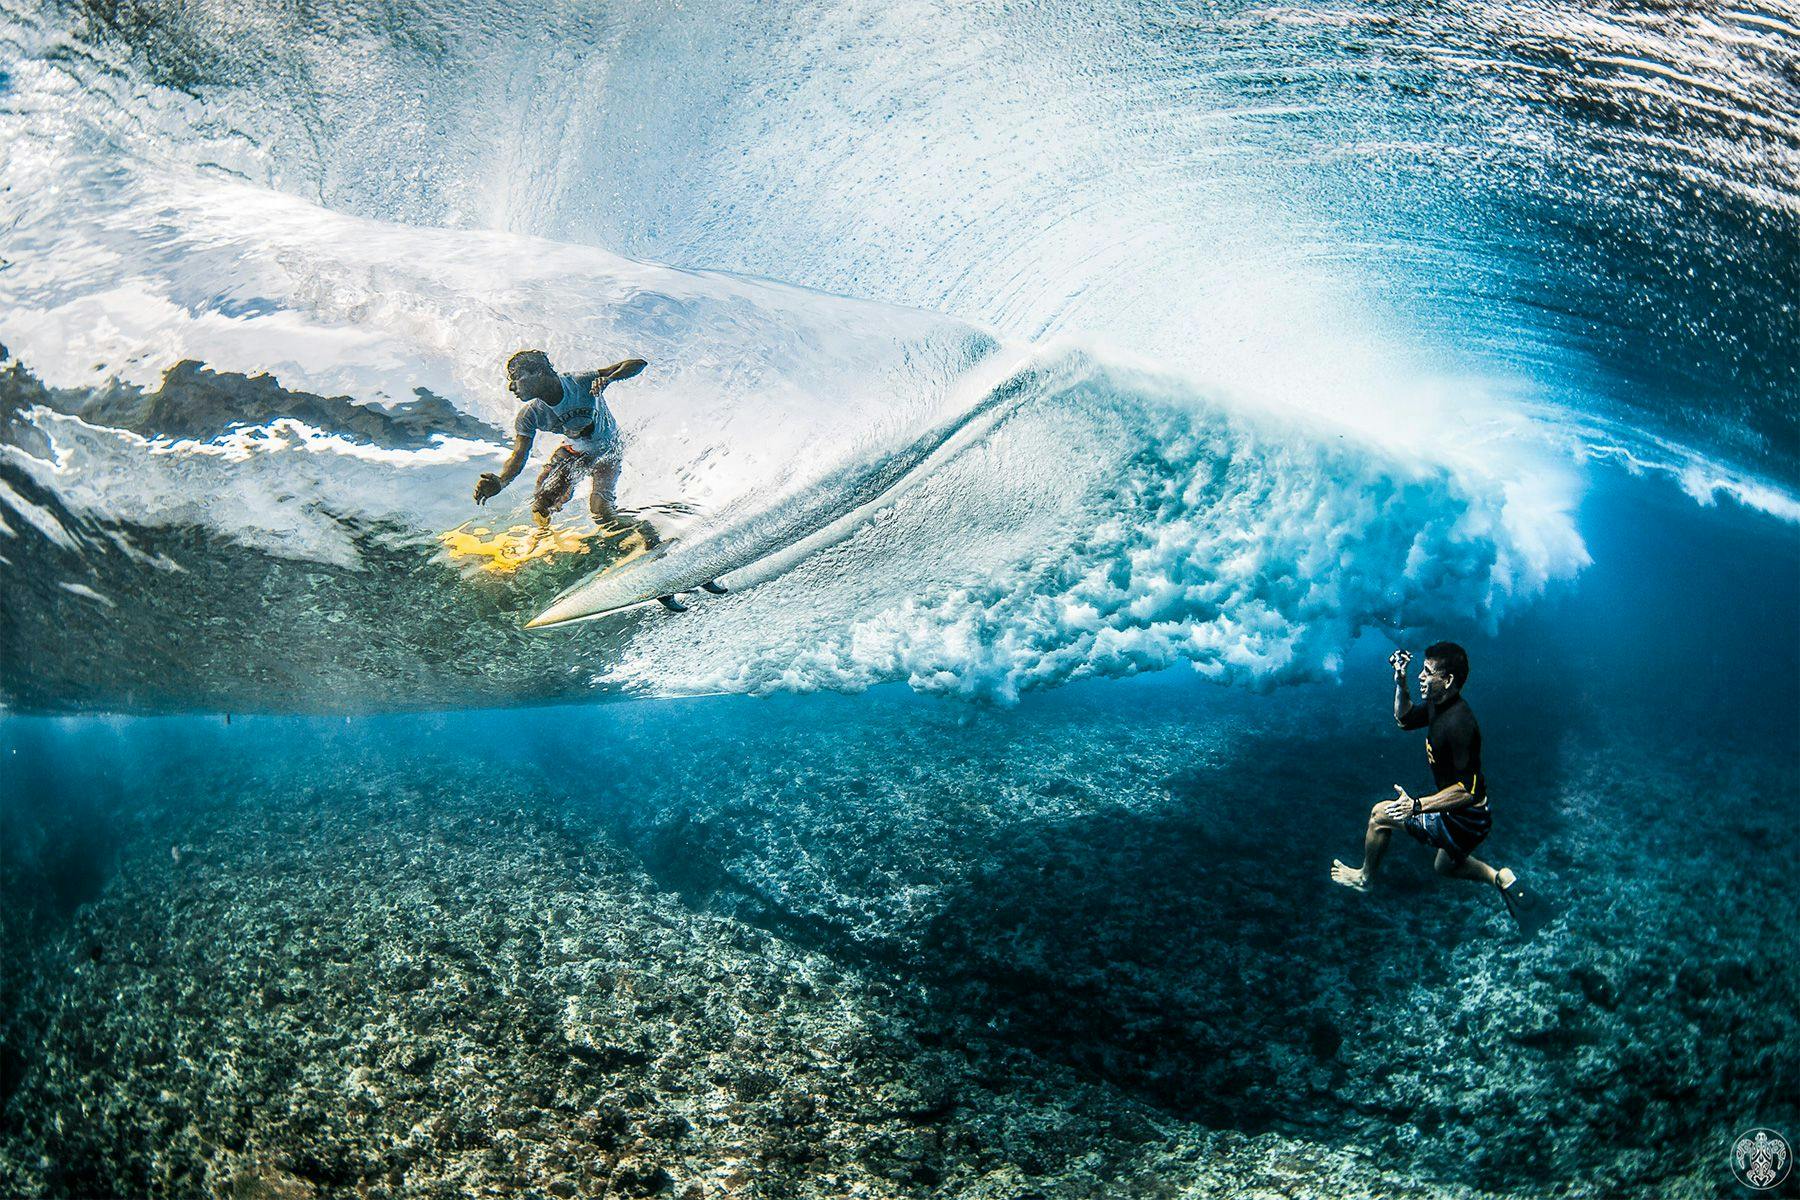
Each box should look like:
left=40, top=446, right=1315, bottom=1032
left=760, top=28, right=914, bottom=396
left=514, top=373, right=620, bottom=458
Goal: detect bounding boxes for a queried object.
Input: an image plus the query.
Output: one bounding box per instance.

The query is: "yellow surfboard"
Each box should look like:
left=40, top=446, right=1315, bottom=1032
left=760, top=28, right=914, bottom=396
left=438, top=520, right=656, bottom=576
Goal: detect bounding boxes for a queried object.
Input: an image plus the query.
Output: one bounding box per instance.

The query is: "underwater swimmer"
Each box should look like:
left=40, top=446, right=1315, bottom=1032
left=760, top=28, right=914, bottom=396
left=1330, top=643, right=1544, bottom=933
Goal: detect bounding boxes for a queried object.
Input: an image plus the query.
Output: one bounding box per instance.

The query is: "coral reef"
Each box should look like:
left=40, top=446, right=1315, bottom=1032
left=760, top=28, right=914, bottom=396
left=2, top=684, right=1793, bottom=1197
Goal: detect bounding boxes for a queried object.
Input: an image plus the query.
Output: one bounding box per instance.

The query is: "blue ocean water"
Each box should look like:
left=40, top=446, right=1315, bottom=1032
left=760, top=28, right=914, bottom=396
left=2, top=0, right=1798, bottom=1195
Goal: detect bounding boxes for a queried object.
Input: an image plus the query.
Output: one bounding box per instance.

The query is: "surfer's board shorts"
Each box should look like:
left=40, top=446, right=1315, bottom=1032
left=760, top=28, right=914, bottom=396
left=1403, top=804, right=1493, bottom=865
left=533, top=445, right=621, bottom=516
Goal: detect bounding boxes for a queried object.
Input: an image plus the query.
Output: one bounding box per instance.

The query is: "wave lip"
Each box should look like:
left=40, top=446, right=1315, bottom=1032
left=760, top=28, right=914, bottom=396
left=591, top=349, right=1591, bottom=704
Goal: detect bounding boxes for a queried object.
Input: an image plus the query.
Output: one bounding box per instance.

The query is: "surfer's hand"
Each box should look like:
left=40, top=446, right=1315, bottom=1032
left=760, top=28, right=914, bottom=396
left=473, top=473, right=503, bottom=504
left=1389, top=649, right=1411, bottom=676
left=1387, top=786, right=1416, bottom=821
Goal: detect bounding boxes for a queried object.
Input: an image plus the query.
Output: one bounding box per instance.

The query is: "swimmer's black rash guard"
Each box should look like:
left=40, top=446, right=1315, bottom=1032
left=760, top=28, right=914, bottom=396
left=1397, top=693, right=1486, bottom=802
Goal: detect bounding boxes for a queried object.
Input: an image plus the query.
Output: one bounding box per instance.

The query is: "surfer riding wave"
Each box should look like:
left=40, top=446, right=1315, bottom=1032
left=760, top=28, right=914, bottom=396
left=472, top=348, right=722, bottom=610
left=474, top=349, right=652, bottom=538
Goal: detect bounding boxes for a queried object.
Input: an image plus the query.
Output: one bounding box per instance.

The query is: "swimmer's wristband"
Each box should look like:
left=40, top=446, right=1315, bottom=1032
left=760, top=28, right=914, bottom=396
left=1410, top=796, right=1422, bottom=817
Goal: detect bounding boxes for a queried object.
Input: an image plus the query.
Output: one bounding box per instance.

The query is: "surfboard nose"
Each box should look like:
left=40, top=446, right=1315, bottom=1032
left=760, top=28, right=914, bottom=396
left=524, top=597, right=586, bottom=629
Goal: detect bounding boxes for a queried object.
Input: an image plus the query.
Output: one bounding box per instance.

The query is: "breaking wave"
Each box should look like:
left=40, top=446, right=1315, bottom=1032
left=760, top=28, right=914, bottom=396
left=0, top=0, right=1794, bottom=713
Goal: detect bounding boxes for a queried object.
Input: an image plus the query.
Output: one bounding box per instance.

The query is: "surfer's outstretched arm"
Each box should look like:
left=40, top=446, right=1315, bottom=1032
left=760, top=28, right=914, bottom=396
left=595, top=358, right=648, bottom=386
left=475, top=434, right=533, bottom=504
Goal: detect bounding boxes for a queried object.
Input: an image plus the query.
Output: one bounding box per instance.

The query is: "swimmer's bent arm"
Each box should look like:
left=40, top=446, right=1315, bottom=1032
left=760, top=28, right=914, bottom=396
left=1389, top=781, right=1476, bottom=820
left=1415, top=783, right=1477, bottom=812
left=475, top=433, right=534, bottom=504
left=1395, top=719, right=1478, bottom=814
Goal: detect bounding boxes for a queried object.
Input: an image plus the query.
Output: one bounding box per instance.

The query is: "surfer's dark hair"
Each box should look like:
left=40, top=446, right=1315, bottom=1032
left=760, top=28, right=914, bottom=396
left=1424, top=641, right=1469, bottom=688
left=507, top=348, right=552, bottom=375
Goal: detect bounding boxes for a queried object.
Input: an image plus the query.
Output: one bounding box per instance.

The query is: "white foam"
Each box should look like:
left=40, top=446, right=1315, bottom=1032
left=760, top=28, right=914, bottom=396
left=3, top=410, right=500, bottom=568
left=58, top=582, right=116, bottom=608
left=596, top=354, right=1592, bottom=702
left=0, top=479, right=80, bottom=553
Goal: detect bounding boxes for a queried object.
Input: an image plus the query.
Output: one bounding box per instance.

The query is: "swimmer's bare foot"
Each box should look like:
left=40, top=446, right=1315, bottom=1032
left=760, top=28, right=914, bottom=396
left=1331, top=859, right=1370, bottom=890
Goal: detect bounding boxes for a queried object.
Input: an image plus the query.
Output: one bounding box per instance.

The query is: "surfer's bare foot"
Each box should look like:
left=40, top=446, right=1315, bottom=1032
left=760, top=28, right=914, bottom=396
left=1331, top=859, right=1370, bottom=890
